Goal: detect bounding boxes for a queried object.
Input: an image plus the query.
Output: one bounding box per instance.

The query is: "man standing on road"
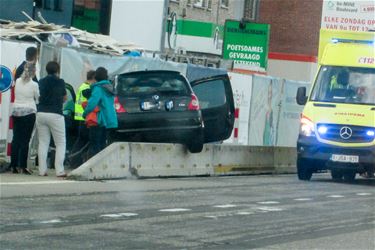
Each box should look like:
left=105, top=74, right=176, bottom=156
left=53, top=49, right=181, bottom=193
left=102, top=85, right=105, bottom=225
left=15, top=47, right=38, bottom=82
left=70, top=70, right=96, bottom=164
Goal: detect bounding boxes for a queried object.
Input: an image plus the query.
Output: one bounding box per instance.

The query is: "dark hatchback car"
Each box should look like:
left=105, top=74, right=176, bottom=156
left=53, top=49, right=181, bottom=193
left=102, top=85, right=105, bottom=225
left=110, top=70, right=235, bottom=153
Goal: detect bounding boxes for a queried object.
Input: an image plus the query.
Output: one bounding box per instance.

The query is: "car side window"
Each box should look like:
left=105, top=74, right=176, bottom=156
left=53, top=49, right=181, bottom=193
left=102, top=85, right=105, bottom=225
left=193, top=79, right=226, bottom=109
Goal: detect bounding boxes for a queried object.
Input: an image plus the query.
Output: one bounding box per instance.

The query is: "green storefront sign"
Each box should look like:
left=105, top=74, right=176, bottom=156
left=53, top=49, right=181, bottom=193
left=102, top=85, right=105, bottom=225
left=223, top=20, right=270, bottom=70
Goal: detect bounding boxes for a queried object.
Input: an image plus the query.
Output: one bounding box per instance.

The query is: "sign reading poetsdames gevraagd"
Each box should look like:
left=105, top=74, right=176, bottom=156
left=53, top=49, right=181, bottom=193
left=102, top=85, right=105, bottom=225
left=222, top=20, right=270, bottom=72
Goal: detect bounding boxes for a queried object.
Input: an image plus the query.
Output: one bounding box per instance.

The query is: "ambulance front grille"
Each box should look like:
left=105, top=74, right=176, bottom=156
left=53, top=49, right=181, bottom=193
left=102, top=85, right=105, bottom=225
left=317, top=124, right=375, bottom=143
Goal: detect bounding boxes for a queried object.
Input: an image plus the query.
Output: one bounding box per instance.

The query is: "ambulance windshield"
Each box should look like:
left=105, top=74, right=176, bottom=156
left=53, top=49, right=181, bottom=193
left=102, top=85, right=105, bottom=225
left=310, top=66, right=375, bottom=105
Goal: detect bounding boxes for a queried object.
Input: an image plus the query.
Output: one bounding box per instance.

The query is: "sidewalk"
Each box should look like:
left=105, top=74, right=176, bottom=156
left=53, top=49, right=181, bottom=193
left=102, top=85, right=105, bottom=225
left=0, top=168, right=72, bottom=184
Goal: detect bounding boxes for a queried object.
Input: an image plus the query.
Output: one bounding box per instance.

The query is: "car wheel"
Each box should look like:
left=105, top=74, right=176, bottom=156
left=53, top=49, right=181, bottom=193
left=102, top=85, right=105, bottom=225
left=187, top=131, right=204, bottom=153
left=331, top=170, right=343, bottom=181
left=343, top=171, right=356, bottom=182
left=297, top=157, right=313, bottom=181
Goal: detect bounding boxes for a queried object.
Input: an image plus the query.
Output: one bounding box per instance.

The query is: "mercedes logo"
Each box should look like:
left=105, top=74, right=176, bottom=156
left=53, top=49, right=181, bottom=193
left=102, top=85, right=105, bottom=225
left=339, top=126, right=352, bottom=139
left=152, top=95, right=159, bottom=101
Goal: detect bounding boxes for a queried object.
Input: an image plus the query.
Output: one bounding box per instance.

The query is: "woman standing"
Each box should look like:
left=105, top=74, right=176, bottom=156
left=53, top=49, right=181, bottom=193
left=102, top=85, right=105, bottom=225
left=37, top=61, right=67, bottom=177
left=9, top=63, right=39, bottom=174
left=83, top=67, right=118, bottom=158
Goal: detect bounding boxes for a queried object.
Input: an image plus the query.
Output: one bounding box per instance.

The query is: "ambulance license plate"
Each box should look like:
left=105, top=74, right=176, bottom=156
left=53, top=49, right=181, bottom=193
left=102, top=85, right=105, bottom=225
left=331, top=154, right=359, bottom=163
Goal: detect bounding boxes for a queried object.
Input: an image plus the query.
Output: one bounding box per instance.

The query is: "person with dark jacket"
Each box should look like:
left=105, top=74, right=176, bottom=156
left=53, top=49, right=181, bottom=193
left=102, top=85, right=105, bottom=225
left=36, top=61, right=67, bottom=177
left=15, top=47, right=38, bottom=82
left=83, top=67, right=118, bottom=158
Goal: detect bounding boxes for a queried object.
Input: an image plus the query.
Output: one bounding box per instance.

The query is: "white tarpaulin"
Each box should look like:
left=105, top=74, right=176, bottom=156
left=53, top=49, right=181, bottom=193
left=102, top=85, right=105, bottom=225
left=0, top=40, right=37, bottom=159
left=59, top=48, right=187, bottom=91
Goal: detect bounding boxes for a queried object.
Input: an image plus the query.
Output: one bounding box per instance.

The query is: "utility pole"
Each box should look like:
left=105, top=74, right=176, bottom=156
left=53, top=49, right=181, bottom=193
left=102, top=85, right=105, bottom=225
left=32, top=0, right=36, bottom=20
left=160, top=0, right=170, bottom=53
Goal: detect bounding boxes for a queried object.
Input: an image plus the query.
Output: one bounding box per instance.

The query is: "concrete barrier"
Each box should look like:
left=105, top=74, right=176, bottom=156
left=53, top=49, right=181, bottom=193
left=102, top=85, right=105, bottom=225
left=68, top=142, right=297, bottom=180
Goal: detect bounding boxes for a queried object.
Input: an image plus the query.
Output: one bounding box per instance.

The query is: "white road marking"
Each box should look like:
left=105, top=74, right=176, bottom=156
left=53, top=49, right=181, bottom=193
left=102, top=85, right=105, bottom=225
left=328, top=195, right=345, bottom=198
left=100, top=213, right=138, bottom=218
left=237, top=211, right=253, bottom=215
left=39, top=219, right=62, bottom=224
left=0, top=180, right=76, bottom=185
left=294, top=198, right=313, bottom=201
left=256, top=206, right=284, bottom=212
left=100, top=214, right=123, bottom=218
left=257, top=201, right=280, bottom=205
left=159, top=208, right=191, bottom=212
left=204, top=216, right=218, bottom=219
left=118, top=213, right=138, bottom=217
left=356, top=193, right=372, bottom=196
left=213, top=204, right=237, bottom=208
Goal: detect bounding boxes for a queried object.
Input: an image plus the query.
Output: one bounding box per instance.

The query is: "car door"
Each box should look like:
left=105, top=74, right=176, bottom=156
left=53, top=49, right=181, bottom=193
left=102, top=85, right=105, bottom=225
left=191, top=74, right=235, bottom=143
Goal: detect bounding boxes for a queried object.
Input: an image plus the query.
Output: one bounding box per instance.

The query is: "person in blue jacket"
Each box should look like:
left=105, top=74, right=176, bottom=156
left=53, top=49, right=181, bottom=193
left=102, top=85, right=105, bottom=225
left=83, top=67, right=118, bottom=158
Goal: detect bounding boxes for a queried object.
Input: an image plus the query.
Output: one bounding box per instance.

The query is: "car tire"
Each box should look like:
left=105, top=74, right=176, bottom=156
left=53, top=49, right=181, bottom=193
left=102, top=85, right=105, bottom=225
left=331, top=170, right=343, bottom=181
left=297, top=157, right=313, bottom=181
left=187, top=131, right=204, bottom=153
left=343, top=171, right=356, bottom=182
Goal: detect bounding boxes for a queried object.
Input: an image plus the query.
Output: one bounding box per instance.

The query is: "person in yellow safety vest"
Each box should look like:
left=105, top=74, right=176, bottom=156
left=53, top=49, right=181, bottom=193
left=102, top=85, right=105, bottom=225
left=71, top=70, right=96, bottom=165
left=75, top=70, right=96, bottom=121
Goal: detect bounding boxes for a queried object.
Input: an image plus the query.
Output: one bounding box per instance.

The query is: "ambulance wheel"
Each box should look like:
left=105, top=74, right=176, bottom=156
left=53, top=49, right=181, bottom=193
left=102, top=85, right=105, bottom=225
left=343, top=171, right=356, bottom=182
left=297, top=157, right=312, bottom=181
left=331, top=170, right=343, bottom=181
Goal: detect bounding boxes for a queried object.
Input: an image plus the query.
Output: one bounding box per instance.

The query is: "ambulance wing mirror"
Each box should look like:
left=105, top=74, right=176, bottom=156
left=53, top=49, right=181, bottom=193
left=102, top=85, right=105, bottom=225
left=296, top=87, right=308, bottom=105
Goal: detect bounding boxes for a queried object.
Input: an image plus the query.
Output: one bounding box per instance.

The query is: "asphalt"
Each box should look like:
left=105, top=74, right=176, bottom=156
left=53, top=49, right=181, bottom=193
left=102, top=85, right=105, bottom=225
left=1, top=173, right=375, bottom=249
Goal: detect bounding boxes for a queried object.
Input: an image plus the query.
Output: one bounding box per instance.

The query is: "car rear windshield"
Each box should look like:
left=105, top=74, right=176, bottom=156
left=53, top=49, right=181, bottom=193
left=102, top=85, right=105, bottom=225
left=117, top=72, right=190, bottom=96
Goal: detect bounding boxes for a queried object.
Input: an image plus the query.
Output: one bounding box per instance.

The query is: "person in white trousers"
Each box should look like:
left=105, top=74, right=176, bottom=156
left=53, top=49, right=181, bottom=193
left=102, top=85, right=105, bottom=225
left=36, top=61, right=67, bottom=177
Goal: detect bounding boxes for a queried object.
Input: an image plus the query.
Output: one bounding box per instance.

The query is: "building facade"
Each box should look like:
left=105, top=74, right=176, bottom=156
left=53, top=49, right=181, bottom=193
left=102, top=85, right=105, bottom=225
left=244, top=0, right=323, bottom=81
left=0, top=0, right=74, bottom=26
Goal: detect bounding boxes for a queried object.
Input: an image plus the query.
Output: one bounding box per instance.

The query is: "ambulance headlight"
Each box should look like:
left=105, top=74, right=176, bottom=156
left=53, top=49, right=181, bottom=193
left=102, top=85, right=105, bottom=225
left=366, top=130, right=375, bottom=137
left=300, top=116, right=315, bottom=137
left=318, top=125, right=328, bottom=135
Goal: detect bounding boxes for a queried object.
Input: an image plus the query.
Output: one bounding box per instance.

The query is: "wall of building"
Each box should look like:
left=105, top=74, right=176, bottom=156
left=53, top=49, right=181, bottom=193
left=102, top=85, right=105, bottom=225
left=246, top=0, right=323, bottom=57
left=0, top=0, right=74, bottom=26
left=0, top=0, right=33, bottom=22
left=168, top=0, right=242, bottom=25
left=35, top=0, right=74, bottom=26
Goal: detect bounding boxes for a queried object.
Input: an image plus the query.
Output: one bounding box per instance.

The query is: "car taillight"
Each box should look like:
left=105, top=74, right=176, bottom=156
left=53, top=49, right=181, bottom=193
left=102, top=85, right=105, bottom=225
left=114, top=96, right=126, bottom=113
left=188, top=94, right=200, bottom=111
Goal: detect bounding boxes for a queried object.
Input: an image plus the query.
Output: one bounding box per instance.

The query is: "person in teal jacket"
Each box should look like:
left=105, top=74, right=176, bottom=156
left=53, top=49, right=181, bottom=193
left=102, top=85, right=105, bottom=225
left=83, top=67, right=118, bottom=158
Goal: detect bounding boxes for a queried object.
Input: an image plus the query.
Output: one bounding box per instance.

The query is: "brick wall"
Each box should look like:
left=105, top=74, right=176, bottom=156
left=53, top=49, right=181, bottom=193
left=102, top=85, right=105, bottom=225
left=247, top=0, right=323, bottom=56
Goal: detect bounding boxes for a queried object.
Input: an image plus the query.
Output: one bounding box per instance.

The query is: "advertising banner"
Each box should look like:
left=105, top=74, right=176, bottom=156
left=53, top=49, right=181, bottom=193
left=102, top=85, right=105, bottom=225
left=321, top=0, right=375, bottom=31
left=222, top=20, right=270, bottom=71
left=276, top=80, right=310, bottom=147
left=224, top=72, right=252, bottom=145
left=248, top=76, right=282, bottom=146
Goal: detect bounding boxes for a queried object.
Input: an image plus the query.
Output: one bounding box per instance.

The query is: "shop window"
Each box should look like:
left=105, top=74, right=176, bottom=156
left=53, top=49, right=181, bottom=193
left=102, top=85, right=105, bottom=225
left=54, top=0, right=63, bottom=11
left=34, top=0, right=42, bottom=8
left=221, top=0, right=229, bottom=8
left=193, top=0, right=206, bottom=8
left=207, top=0, right=212, bottom=10
left=44, top=0, right=51, bottom=9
